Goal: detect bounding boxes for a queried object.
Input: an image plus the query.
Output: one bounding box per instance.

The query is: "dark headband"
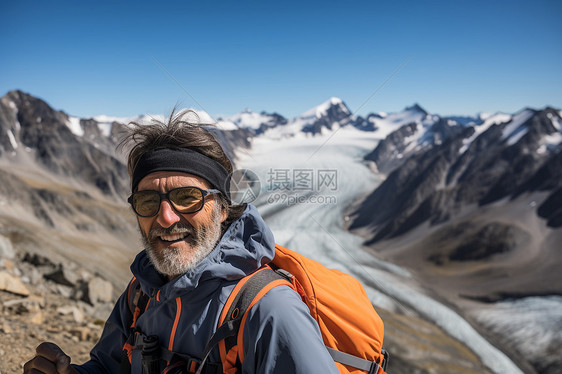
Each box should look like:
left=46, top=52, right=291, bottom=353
left=131, top=148, right=231, bottom=202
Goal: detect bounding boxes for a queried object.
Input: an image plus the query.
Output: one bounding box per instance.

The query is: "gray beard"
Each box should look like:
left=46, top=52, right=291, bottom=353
left=141, top=205, right=224, bottom=278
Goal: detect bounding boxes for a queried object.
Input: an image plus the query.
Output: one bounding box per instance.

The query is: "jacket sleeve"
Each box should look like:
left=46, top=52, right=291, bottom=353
left=73, top=288, right=133, bottom=374
left=241, top=285, right=339, bottom=374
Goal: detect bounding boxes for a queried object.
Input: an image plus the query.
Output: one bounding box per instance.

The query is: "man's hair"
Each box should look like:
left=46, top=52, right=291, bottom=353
left=118, top=109, right=246, bottom=231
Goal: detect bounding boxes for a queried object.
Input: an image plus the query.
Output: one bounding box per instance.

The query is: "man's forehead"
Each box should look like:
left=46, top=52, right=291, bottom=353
left=137, top=171, right=210, bottom=190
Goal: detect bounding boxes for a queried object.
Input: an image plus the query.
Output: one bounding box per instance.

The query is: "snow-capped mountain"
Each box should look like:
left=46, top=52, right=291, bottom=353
left=217, top=109, right=287, bottom=134
left=352, top=106, right=562, bottom=239
left=0, top=90, right=129, bottom=198
left=261, top=97, right=354, bottom=138
left=356, top=103, right=430, bottom=137
left=362, top=104, right=471, bottom=174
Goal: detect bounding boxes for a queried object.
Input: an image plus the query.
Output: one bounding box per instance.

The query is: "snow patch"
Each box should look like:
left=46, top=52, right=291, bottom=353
left=550, top=115, right=561, bottom=131
left=479, top=112, right=493, bottom=121
left=300, top=97, right=347, bottom=119
left=459, top=139, right=471, bottom=155
left=7, top=130, right=18, bottom=149
left=66, top=116, right=84, bottom=137
left=368, top=108, right=427, bottom=139
left=481, top=113, right=512, bottom=129
left=474, top=296, right=562, bottom=365
left=537, top=132, right=562, bottom=154
left=97, top=122, right=113, bottom=137
left=459, top=113, right=513, bottom=155
left=536, top=144, right=547, bottom=154
left=501, top=109, right=534, bottom=142
left=506, top=127, right=529, bottom=146
left=93, top=114, right=132, bottom=124
left=215, top=119, right=239, bottom=131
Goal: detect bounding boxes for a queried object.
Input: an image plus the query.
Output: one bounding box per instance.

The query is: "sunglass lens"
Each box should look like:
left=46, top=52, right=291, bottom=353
left=170, top=187, right=204, bottom=213
left=132, top=191, right=160, bottom=217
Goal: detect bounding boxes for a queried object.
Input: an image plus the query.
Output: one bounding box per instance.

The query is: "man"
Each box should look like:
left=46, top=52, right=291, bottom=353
left=24, top=111, right=339, bottom=374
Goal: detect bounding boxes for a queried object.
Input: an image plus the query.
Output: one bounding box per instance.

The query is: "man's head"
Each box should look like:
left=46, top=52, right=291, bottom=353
left=119, top=110, right=245, bottom=278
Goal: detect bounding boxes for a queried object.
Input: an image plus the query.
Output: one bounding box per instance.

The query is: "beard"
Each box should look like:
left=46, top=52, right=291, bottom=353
left=140, top=204, right=224, bottom=278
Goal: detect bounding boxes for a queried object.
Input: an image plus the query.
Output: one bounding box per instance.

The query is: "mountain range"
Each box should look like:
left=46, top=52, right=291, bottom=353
left=1, top=89, right=561, bottom=373
left=3, top=88, right=561, bottom=300
left=348, top=104, right=562, bottom=297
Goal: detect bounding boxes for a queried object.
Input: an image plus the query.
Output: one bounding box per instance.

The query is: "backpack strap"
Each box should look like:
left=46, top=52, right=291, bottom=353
left=195, top=266, right=292, bottom=374
left=327, top=347, right=389, bottom=374
left=118, top=277, right=151, bottom=374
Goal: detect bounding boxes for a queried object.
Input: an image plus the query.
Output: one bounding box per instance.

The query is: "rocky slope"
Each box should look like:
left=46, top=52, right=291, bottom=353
left=350, top=107, right=562, bottom=244
left=349, top=107, right=562, bottom=373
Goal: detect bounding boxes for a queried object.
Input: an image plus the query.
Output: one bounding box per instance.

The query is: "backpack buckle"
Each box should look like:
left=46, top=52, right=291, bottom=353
left=381, top=349, right=389, bottom=371
left=368, top=362, right=381, bottom=374
left=186, top=357, right=201, bottom=373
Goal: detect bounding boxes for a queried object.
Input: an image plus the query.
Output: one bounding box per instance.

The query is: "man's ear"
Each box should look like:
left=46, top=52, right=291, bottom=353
left=220, top=206, right=228, bottom=223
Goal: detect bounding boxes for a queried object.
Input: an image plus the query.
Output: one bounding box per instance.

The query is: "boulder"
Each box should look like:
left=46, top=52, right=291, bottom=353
left=0, top=271, right=30, bottom=296
left=86, top=277, right=113, bottom=305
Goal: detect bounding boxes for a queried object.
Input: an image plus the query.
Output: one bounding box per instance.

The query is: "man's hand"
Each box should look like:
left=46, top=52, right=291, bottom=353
left=23, top=342, right=78, bottom=374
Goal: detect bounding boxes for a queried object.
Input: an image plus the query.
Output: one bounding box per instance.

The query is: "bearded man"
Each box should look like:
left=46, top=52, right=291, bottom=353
left=24, top=111, right=339, bottom=374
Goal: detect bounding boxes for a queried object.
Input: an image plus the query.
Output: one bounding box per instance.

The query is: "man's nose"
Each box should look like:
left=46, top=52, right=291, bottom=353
left=155, top=199, right=182, bottom=228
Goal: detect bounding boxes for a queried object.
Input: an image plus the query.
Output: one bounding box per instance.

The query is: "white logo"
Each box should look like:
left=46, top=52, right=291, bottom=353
left=228, top=169, right=261, bottom=204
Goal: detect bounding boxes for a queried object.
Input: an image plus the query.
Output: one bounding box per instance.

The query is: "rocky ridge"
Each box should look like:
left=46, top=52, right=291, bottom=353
left=351, top=107, right=562, bottom=242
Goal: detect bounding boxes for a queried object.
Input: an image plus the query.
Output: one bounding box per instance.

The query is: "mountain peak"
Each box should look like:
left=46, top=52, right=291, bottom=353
left=405, top=103, right=428, bottom=115
left=301, top=97, right=350, bottom=119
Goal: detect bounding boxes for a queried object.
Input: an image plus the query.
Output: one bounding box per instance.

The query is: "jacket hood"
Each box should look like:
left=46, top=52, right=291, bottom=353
left=130, top=204, right=275, bottom=299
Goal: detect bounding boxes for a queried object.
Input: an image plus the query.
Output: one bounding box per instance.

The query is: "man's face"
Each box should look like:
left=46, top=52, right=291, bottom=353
left=136, top=171, right=227, bottom=279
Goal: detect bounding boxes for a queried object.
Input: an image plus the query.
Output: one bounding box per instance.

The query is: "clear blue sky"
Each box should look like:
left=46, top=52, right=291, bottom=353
left=1, top=0, right=561, bottom=119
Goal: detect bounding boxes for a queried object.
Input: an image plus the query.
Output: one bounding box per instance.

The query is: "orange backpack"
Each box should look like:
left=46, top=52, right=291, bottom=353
left=199, top=244, right=388, bottom=374
left=124, top=244, right=389, bottom=374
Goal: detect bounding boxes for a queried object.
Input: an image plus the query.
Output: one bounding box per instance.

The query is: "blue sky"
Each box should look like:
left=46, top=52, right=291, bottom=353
left=1, top=0, right=561, bottom=119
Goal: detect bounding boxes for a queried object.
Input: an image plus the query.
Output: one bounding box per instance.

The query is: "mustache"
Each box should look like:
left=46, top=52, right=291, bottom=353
left=148, top=223, right=196, bottom=241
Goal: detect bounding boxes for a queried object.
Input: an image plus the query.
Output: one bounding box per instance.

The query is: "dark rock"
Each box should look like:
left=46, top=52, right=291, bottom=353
left=364, top=122, right=419, bottom=174
left=44, top=265, right=79, bottom=288
left=537, top=187, right=562, bottom=228
left=22, top=252, right=56, bottom=268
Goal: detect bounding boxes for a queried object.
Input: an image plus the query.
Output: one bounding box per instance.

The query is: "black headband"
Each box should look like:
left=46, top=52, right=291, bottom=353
left=131, top=148, right=231, bottom=202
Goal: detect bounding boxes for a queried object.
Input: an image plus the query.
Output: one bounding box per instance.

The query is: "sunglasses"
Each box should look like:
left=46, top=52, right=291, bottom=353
left=127, top=186, right=221, bottom=217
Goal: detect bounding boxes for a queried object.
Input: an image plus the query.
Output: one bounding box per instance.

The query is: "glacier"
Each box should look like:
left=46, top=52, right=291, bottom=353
left=236, top=126, right=524, bottom=374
